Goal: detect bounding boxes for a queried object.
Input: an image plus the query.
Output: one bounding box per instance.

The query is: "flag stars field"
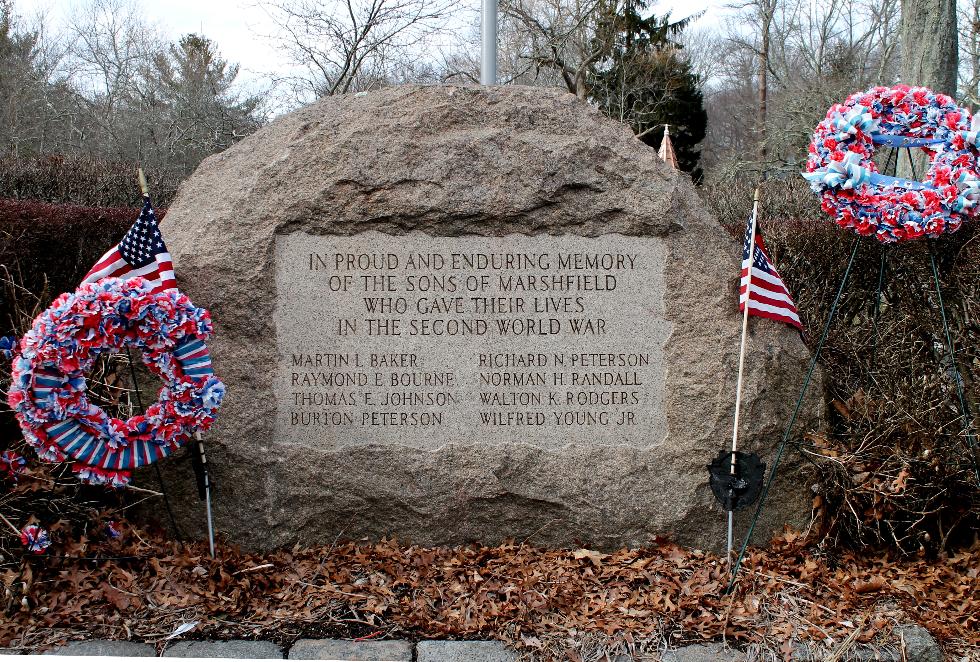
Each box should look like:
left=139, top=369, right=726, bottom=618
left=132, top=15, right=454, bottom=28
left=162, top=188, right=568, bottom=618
left=82, top=196, right=176, bottom=294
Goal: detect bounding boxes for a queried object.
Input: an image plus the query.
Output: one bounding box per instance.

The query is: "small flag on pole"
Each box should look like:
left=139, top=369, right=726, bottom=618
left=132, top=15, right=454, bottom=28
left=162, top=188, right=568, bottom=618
left=740, top=217, right=802, bottom=331
left=81, top=196, right=175, bottom=293
left=658, top=125, right=679, bottom=169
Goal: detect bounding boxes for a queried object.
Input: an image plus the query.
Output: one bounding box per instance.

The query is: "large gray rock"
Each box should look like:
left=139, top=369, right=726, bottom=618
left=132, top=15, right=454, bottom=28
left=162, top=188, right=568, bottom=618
left=158, top=84, right=822, bottom=551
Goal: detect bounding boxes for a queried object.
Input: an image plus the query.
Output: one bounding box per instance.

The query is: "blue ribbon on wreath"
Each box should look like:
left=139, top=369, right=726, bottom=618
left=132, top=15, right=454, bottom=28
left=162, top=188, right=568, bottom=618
left=871, top=135, right=945, bottom=148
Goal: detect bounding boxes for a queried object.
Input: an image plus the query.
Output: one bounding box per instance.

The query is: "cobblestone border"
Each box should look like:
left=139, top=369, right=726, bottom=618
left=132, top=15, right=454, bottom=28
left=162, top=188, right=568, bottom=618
left=16, top=627, right=943, bottom=662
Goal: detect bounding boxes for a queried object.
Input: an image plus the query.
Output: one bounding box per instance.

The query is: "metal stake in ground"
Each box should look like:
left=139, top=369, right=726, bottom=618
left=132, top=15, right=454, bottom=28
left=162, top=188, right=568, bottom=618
left=928, top=251, right=980, bottom=483
left=192, top=431, right=216, bottom=557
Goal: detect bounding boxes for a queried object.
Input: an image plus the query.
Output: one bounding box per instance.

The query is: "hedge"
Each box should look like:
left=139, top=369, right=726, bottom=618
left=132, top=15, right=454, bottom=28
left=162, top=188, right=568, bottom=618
left=0, top=198, right=165, bottom=335
left=0, top=154, right=180, bottom=208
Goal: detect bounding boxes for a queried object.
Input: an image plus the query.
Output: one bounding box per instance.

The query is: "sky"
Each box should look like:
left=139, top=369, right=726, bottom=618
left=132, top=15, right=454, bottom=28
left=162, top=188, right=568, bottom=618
left=17, top=0, right=724, bottom=93
left=19, top=0, right=294, bottom=84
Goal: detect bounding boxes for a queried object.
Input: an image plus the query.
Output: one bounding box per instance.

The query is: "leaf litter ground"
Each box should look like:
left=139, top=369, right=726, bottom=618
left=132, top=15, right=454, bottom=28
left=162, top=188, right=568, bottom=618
left=1, top=527, right=977, bottom=661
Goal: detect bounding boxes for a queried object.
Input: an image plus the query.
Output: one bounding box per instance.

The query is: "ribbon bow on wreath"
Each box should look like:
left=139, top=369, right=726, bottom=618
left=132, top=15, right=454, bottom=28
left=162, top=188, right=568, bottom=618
left=803, top=84, right=980, bottom=243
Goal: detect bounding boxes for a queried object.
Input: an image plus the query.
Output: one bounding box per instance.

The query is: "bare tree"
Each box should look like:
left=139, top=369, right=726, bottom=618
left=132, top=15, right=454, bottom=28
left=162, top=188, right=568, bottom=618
left=725, top=0, right=777, bottom=164
left=63, top=0, right=163, bottom=159
left=765, top=0, right=900, bottom=89
left=498, top=0, right=611, bottom=99
left=710, top=0, right=900, bottom=178
left=677, top=24, right=724, bottom=86
left=0, top=1, right=72, bottom=155
left=958, top=0, right=980, bottom=107
left=757, top=0, right=775, bottom=163
left=699, top=38, right=759, bottom=175
left=1, top=0, right=265, bottom=188
left=257, top=0, right=456, bottom=102
left=901, top=0, right=957, bottom=95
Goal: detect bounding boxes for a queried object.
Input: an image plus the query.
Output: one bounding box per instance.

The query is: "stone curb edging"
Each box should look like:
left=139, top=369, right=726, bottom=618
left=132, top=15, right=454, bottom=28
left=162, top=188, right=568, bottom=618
left=27, top=639, right=521, bottom=662
left=16, top=626, right=944, bottom=662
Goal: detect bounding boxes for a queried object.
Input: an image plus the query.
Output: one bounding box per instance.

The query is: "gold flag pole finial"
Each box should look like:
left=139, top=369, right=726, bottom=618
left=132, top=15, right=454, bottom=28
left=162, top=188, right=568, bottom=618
left=138, top=167, right=149, bottom=197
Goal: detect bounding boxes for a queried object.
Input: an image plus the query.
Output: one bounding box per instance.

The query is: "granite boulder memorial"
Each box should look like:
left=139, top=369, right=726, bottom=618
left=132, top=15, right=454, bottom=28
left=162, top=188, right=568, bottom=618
left=159, top=85, right=822, bottom=551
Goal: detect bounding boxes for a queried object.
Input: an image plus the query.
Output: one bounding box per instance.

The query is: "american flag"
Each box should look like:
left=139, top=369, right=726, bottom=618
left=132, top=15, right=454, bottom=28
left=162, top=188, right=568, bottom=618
left=739, top=216, right=802, bottom=331
left=81, top=196, right=175, bottom=293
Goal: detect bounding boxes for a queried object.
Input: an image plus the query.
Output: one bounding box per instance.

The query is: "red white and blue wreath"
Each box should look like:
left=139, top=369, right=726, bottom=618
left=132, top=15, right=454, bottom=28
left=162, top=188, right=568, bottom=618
left=803, top=84, right=980, bottom=243
left=7, top=277, right=224, bottom=487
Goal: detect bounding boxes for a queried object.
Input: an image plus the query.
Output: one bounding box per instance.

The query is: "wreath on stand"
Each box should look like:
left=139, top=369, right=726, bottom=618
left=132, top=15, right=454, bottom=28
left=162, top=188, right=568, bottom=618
left=803, top=84, right=980, bottom=242
left=7, top=277, right=225, bottom=488
left=729, top=85, right=980, bottom=588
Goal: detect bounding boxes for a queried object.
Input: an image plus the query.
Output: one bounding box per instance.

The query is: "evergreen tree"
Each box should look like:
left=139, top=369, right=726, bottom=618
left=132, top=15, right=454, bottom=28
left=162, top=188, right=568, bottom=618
left=146, top=33, right=263, bottom=174
left=589, top=1, right=707, bottom=180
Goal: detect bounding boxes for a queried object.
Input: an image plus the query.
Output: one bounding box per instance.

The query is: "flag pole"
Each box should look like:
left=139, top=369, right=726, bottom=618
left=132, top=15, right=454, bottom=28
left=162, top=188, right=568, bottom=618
left=136, top=166, right=216, bottom=558
left=728, top=187, right=761, bottom=558
left=195, top=431, right=216, bottom=557
left=480, top=0, right=497, bottom=84
left=138, top=167, right=149, bottom=197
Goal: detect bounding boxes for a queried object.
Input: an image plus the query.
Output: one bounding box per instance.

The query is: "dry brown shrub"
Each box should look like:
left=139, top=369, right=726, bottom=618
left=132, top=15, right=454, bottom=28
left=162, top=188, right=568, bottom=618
left=0, top=155, right=179, bottom=208
left=703, top=177, right=980, bottom=555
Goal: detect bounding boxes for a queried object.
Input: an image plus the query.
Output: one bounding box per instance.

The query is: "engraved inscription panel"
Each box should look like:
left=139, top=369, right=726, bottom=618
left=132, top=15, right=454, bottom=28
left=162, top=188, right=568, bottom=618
left=275, top=232, right=671, bottom=449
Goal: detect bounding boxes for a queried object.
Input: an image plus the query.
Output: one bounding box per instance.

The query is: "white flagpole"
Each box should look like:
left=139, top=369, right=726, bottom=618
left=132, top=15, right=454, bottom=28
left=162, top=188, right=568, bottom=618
left=195, top=431, right=216, bottom=558
left=136, top=166, right=214, bottom=558
left=728, top=187, right=761, bottom=559
left=138, top=167, right=149, bottom=197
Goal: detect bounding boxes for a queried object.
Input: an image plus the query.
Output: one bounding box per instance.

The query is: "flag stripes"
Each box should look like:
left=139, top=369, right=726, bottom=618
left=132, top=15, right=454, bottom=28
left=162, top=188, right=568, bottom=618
left=45, top=419, right=176, bottom=471
left=84, top=253, right=175, bottom=292
left=740, top=217, right=803, bottom=331
left=174, top=338, right=214, bottom=377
